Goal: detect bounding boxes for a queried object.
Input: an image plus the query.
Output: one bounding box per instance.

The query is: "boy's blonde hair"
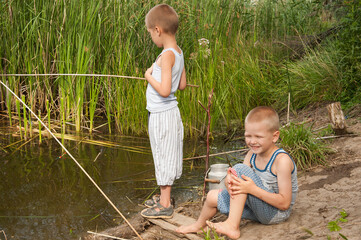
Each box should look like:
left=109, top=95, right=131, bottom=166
left=245, top=106, right=280, bottom=132
left=145, top=4, right=179, bottom=34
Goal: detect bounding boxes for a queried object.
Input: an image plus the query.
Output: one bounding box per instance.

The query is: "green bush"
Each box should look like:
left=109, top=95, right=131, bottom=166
left=279, top=123, right=330, bottom=170
left=336, top=0, right=361, bottom=103
left=273, top=44, right=343, bottom=110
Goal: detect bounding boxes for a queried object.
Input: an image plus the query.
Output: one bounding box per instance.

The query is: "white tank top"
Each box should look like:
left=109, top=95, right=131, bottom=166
left=146, top=47, right=184, bottom=113
left=250, top=148, right=298, bottom=205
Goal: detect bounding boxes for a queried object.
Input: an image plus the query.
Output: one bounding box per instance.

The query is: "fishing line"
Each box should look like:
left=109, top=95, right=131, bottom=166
left=0, top=73, right=199, bottom=87
left=1, top=73, right=145, bottom=80
left=0, top=80, right=143, bottom=240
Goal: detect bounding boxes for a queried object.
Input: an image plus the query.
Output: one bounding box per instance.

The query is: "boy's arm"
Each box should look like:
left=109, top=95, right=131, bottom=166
left=229, top=154, right=294, bottom=210
left=227, top=150, right=251, bottom=177
left=254, top=154, right=293, bottom=210
left=178, top=68, right=187, bottom=90
left=145, top=51, right=174, bottom=97
left=242, top=151, right=252, bottom=167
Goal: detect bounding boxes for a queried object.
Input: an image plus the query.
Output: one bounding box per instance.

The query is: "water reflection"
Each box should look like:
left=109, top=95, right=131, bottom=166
left=0, top=125, right=244, bottom=239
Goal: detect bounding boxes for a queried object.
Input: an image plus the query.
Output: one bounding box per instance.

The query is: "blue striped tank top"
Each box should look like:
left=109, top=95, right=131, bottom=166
left=250, top=148, right=298, bottom=205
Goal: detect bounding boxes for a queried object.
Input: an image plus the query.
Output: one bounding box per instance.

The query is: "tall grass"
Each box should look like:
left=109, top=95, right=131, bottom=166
left=271, top=43, right=343, bottom=110
left=0, top=0, right=334, bottom=136
left=336, top=0, right=361, bottom=103
left=280, top=123, right=330, bottom=170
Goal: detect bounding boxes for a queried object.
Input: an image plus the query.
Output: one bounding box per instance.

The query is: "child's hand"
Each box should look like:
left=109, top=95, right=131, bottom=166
left=145, top=64, right=154, bottom=81
left=229, top=174, right=256, bottom=198
left=228, top=167, right=238, bottom=177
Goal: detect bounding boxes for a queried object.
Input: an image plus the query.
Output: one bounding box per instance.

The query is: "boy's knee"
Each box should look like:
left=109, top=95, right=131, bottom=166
left=224, top=174, right=232, bottom=191
left=233, top=163, right=252, bottom=177
left=206, top=189, right=219, bottom=207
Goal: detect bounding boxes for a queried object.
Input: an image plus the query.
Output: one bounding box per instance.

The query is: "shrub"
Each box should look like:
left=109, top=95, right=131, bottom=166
left=336, top=0, right=361, bottom=103
left=279, top=123, right=330, bottom=170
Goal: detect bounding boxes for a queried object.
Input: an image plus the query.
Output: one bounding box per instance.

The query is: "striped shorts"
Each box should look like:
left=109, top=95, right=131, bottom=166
left=217, top=164, right=293, bottom=224
left=148, top=107, right=184, bottom=186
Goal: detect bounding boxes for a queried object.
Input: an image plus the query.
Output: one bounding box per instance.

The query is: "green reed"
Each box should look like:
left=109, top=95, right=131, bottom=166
left=46, top=99, right=51, bottom=131
left=88, top=76, right=101, bottom=134
left=38, top=109, right=42, bottom=144
left=22, top=95, right=28, bottom=139
left=0, top=0, right=333, bottom=136
left=60, top=97, right=65, bottom=135
left=16, top=99, right=23, bottom=140
left=6, top=88, right=12, bottom=127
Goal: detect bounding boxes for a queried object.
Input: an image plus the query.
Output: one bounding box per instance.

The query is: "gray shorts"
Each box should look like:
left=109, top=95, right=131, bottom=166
left=217, top=164, right=292, bottom=224
left=148, top=107, right=184, bottom=186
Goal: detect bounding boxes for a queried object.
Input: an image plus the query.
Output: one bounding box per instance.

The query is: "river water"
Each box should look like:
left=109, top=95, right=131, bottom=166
left=0, top=120, right=245, bottom=239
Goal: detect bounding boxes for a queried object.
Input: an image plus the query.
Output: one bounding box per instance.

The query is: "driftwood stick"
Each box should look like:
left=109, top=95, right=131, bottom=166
left=312, top=125, right=329, bottom=132
left=315, top=134, right=358, bottom=140
left=183, top=148, right=248, bottom=161
left=87, top=231, right=128, bottom=240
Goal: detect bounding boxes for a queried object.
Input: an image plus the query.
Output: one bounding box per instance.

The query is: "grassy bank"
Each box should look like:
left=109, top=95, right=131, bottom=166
left=0, top=0, right=347, bottom=136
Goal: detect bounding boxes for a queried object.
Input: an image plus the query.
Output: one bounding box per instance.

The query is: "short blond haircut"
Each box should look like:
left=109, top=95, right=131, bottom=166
left=145, top=4, right=179, bottom=34
left=245, top=106, right=280, bottom=132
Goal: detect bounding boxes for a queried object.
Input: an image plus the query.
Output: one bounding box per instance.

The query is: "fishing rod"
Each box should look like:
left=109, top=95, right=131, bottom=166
left=0, top=80, right=144, bottom=240
left=0, top=73, right=199, bottom=88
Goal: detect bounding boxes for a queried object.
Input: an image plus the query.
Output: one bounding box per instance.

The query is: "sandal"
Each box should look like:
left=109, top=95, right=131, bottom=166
left=144, top=194, right=160, bottom=208
left=141, top=202, right=174, bottom=219
left=144, top=195, right=175, bottom=208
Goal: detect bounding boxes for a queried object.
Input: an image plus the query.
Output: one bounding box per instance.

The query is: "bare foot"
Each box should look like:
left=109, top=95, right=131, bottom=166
left=176, top=223, right=205, bottom=234
left=206, top=220, right=241, bottom=239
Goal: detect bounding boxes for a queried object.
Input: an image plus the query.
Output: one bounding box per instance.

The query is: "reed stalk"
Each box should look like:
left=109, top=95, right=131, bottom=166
left=6, top=99, right=12, bottom=127
left=46, top=99, right=51, bottom=132
left=38, top=110, right=42, bottom=144
left=29, top=109, right=33, bottom=139
left=22, top=95, right=28, bottom=140
left=104, top=78, right=112, bottom=134
left=16, top=99, right=23, bottom=140
left=0, top=0, right=334, bottom=136
left=88, top=76, right=101, bottom=134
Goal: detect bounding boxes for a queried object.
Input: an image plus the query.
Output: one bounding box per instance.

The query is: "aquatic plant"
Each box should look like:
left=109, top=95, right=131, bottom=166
left=0, top=0, right=335, bottom=136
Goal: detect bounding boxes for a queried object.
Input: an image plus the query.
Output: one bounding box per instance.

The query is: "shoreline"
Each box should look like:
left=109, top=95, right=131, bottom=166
left=83, top=104, right=361, bottom=239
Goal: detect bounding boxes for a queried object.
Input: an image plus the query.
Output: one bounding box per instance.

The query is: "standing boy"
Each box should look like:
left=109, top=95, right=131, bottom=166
left=177, top=106, right=298, bottom=239
left=141, top=4, right=187, bottom=219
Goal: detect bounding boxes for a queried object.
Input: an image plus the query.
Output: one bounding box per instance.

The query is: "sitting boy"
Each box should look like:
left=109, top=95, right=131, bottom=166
left=177, top=106, right=298, bottom=239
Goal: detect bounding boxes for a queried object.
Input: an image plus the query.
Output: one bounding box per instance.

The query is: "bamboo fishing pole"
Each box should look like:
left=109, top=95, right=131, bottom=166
left=0, top=73, right=199, bottom=88
left=0, top=80, right=144, bottom=240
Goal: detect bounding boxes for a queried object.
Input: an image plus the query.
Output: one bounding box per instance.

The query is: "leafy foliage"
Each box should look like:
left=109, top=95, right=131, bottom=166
left=336, top=0, right=361, bottom=103
left=327, top=209, right=349, bottom=239
left=279, top=123, right=330, bottom=170
left=0, top=0, right=330, bottom=136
